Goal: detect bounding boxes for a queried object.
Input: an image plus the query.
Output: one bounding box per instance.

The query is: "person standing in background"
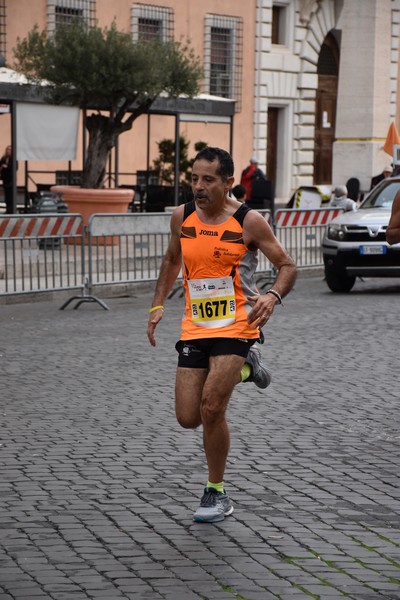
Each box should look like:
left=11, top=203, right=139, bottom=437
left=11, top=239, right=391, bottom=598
left=370, top=165, right=393, bottom=190
left=0, top=145, right=14, bottom=214
left=330, top=185, right=358, bottom=212
left=231, top=184, right=247, bottom=203
left=240, top=157, right=265, bottom=201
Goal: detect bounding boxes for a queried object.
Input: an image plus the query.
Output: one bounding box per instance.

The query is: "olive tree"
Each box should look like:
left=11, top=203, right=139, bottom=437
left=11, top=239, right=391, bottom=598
left=14, top=22, right=203, bottom=188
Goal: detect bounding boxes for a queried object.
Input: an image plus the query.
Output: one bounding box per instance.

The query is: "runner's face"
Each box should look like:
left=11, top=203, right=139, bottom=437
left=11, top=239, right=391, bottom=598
left=191, top=159, right=232, bottom=209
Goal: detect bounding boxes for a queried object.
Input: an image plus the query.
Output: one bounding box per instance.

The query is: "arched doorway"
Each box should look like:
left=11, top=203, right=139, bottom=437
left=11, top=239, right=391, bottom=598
left=313, top=32, right=339, bottom=184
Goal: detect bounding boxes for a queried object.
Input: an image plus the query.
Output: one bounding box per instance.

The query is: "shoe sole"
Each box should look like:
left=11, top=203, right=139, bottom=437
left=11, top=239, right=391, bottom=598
left=254, top=371, right=272, bottom=389
left=193, top=506, right=234, bottom=523
left=246, top=349, right=272, bottom=389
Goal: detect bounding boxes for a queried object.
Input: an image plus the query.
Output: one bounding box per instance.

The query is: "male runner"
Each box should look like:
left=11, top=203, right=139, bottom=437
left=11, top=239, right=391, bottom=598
left=147, top=147, right=296, bottom=523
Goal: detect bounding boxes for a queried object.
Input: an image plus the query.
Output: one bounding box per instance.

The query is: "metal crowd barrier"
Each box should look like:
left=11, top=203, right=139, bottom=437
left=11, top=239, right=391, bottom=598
left=62, top=210, right=275, bottom=308
left=0, top=208, right=343, bottom=308
left=0, top=214, right=85, bottom=297
left=61, top=212, right=173, bottom=309
left=254, top=209, right=276, bottom=290
left=274, top=207, right=343, bottom=269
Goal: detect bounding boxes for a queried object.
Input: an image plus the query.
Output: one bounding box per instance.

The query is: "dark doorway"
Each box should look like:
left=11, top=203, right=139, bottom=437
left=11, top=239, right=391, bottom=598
left=267, top=106, right=278, bottom=185
left=313, top=33, right=339, bottom=184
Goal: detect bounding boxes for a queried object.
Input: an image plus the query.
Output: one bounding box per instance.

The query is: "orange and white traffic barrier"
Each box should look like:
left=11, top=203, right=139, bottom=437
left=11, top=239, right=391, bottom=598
left=274, top=208, right=342, bottom=227
left=273, top=207, right=344, bottom=270
left=0, top=214, right=85, bottom=299
left=0, top=214, right=84, bottom=238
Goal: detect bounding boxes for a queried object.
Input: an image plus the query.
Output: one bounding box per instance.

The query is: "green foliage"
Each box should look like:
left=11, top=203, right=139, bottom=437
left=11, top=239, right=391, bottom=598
left=13, top=21, right=203, bottom=188
left=153, top=136, right=208, bottom=185
left=153, top=136, right=190, bottom=185
left=13, top=22, right=202, bottom=112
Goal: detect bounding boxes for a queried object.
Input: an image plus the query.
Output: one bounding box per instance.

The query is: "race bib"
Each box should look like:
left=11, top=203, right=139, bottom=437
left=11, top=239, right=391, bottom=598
left=187, top=276, right=236, bottom=328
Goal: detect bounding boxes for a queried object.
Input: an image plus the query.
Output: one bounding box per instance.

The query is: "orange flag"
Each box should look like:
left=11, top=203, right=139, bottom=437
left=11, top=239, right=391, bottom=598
left=383, top=122, right=400, bottom=156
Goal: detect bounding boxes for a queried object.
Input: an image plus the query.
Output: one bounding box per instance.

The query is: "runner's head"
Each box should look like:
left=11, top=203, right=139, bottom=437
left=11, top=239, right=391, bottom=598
left=193, top=147, right=234, bottom=182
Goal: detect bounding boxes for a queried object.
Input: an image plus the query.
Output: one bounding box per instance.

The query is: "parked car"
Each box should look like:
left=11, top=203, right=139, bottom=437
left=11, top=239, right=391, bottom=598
left=322, top=177, right=400, bottom=292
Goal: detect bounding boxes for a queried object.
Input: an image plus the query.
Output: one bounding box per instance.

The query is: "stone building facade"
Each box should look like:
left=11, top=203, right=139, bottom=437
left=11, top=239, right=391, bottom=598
left=254, top=0, right=400, bottom=200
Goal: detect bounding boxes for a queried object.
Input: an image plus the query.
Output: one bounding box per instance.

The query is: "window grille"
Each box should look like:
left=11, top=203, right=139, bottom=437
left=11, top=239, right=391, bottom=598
left=47, top=0, right=96, bottom=33
left=0, top=1, right=6, bottom=62
left=131, top=4, right=174, bottom=42
left=204, top=14, right=243, bottom=112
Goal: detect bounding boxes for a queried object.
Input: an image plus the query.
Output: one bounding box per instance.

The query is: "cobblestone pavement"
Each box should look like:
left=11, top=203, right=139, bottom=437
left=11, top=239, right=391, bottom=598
left=1, top=275, right=400, bottom=600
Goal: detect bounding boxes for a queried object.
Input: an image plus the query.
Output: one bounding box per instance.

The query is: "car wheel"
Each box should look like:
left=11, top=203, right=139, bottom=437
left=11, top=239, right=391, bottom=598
left=324, top=268, right=356, bottom=293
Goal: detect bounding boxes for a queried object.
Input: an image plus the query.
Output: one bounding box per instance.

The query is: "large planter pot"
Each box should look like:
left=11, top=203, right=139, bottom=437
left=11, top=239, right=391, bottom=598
left=51, top=185, right=134, bottom=245
left=51, top=185, right=133, bottom=224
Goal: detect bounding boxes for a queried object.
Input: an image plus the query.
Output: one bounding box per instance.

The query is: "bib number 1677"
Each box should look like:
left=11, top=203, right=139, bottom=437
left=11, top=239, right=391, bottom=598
left=192, top=298, right=235, bottom=320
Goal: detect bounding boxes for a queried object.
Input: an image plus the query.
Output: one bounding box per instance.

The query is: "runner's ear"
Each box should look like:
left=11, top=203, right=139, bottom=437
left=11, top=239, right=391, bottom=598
left=225, top=176, right=235, bottom=192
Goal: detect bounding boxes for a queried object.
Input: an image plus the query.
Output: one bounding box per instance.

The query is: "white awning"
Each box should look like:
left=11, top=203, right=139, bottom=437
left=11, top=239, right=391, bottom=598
left=15, top=102, right=79, bottom=160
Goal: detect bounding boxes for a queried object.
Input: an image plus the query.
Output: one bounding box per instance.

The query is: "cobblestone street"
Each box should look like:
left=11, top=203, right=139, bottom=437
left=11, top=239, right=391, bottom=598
left=1, top=275, right=400, bottom=600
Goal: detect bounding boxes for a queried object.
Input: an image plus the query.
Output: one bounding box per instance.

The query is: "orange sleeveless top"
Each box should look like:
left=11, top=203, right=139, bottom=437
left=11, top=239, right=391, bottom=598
left=180, top=201, right=260, bottom=340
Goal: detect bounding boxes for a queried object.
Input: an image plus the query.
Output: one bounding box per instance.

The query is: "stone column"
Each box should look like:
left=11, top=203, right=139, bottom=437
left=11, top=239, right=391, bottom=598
left=332, top=0, right=393, bottom=191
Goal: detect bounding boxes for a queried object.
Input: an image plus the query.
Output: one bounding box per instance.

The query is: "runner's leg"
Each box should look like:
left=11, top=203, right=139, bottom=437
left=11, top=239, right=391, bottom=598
left=201, top=354, right=244, bottom=483
left=175, top=355, right=243, bottom=481
left=175, top=367, right=208, bottom=429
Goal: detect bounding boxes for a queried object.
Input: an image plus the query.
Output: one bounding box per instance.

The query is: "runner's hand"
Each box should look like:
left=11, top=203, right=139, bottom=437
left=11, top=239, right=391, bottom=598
left=147, top=308, right=164, bottom=346
left=247, top=294, right=277, bottom=328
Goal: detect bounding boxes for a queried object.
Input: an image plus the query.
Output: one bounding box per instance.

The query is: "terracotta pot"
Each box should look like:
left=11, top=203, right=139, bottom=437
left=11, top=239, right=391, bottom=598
left=51, top=185, right=134, bottom=245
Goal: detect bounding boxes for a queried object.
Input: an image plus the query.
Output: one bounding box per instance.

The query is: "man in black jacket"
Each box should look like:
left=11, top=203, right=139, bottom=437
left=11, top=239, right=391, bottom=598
left=0, top=145, right=14, bottom=214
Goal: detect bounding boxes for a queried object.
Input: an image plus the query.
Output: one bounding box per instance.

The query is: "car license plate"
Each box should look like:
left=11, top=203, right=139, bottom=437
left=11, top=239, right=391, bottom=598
left=359, top=245, right=387, bottom=255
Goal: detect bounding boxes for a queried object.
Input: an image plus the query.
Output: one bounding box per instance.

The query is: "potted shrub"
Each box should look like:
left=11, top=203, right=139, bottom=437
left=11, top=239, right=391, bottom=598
left=150, top=136, right=208, bottom=209
left=13, top=21, right=203, bottom=222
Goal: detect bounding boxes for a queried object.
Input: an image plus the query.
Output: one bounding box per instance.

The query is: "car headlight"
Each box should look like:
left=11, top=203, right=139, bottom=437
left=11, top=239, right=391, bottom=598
left=327, top=223, right=346, bottom=240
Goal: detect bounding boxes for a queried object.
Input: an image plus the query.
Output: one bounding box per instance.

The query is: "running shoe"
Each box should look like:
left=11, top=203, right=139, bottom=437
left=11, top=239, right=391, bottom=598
left=193, top=487, right=234, bottom=523
left=245, top=346, right=272, bottom=389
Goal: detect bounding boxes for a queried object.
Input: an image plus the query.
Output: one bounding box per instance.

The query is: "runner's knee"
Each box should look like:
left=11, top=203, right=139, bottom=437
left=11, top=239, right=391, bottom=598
left=176, top=410, right=201, bottom=429
left=200, top=396, right=226, bottom=426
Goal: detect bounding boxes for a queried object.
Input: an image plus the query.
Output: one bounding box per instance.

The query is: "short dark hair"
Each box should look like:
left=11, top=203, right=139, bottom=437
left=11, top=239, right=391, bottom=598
left=193, top=146, right=234, bottom=181
left=231, top=184, right=246, bottom=199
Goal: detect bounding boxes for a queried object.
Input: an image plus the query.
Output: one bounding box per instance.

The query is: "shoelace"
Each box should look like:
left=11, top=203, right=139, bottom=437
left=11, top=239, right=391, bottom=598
left=200, top=489, right=220, bottom=506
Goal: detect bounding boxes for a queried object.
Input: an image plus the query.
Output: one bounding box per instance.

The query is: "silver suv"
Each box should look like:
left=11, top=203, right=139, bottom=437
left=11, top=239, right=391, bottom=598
left=322, top=178, right=400, bottom=292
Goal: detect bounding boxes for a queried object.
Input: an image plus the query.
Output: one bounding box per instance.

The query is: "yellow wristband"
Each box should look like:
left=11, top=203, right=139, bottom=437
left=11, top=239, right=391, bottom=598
left=149, top=305, right=164, bottom=313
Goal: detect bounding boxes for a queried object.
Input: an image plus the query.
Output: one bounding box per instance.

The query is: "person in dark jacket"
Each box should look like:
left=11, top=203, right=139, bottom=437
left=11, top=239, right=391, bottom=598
left=0, top=145, right=14, bottom=214
left=231, top=184, right=247, bottom=202
left=370, top=164, right=392, bottom=190
left=240, top=157, right=265, bottom=200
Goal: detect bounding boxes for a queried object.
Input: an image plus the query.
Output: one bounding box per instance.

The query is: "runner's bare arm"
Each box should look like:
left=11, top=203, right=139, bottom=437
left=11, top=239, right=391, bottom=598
left=147, top=207, right=184, bottom=346
left=386, top=191, right=400, bottom=245
left=243, top=210, right=297, bottom=326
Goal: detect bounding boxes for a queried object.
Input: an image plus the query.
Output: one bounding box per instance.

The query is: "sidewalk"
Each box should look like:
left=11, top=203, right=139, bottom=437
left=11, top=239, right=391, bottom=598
left=1, top=276, right=400, bottom=600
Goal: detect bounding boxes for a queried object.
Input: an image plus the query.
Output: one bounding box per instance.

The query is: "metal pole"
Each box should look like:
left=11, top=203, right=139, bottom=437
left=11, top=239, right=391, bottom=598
left=24, top=161, right=29, bottom=212
left=82, top=109, right=87, bottom=177
left=229, top=114, right=234, bottom=156
left=147, top=113, right=151, bottom=169
left=108, top=152, right=112, bottom=188
left=115, top=137, right=119, bottom=188
left=146, top=113, right=151, bottom=197
left=11, top=100, right=17, bottom=214
left=174, top=114, right=180, bottom=206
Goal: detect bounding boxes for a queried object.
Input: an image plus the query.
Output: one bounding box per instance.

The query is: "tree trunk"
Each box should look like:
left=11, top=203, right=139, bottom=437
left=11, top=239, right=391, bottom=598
left=82, top=114, right=118, bottom=188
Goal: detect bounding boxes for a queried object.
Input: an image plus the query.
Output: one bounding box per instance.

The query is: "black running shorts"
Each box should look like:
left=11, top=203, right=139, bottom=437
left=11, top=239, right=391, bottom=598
left=175, top=337, right=256, bottom=369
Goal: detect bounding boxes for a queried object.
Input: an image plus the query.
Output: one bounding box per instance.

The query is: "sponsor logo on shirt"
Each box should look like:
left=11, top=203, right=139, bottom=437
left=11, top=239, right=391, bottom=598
left=199, top=229, right=218, bottom=236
